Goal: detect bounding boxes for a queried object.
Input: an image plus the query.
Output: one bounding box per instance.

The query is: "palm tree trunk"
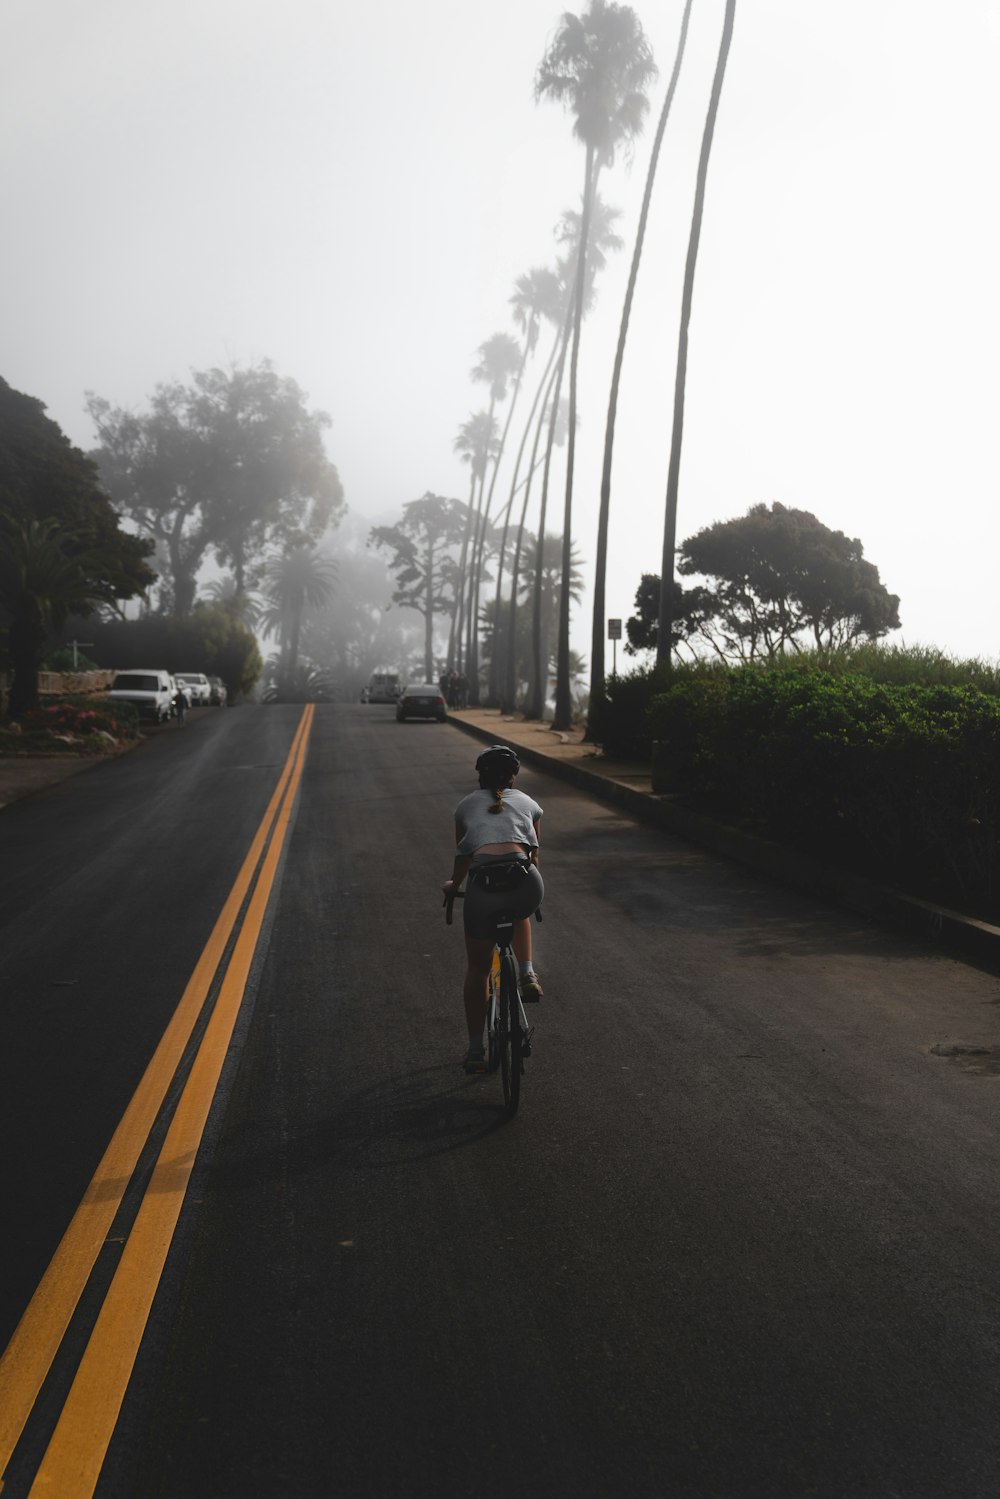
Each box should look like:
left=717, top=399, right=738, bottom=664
left=589, top=0, right=694, bottom=721
left=471, top=346, right=530, bottom=705
left=489, top=330, right=560, bottom=706
left=658, top=0, right=736, bottom=666
left=504, top=347, right=562, bottom=711
left=424, top=535, right=436, bottom=680
left=288, top=605, right=303, bottom=677
left=464, top=397, right=496, bottom=695
left=554, top=144, right=596, bottom=731
left=527, top=308, right=572, bottom=718
left=448, top=471, right=478, bottom=670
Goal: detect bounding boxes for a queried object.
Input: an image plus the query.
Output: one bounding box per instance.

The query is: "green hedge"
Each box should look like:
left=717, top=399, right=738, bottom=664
left=648, top=669, right=1000, bottom=919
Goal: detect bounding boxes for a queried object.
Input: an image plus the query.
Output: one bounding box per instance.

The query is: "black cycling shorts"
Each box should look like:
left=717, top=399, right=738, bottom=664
left=463, top=855, right=544, bottom=939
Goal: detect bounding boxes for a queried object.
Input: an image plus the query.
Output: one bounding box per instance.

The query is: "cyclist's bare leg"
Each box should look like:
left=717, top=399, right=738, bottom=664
left=511, top=917, right=533, bottom=967
left=462, top=934, right=494, bottom=1042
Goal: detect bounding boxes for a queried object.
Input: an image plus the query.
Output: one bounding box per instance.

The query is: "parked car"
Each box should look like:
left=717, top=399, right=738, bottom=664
left=108, top=669, right=174, bottom=724
left=174, top=672, right=211, bottom=706
left=207, top=675, right=228, bottom=706
left=366, top=670, right=400, bottom=704
left=396, top=683, right=448, bottom=722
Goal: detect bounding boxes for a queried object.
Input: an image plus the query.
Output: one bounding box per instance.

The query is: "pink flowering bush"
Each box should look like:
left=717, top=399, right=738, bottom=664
left=2, top=696, right=139, bottom=755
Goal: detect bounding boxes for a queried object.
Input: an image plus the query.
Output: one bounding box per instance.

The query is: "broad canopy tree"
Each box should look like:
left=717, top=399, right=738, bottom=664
left=628, top=503, right=900, bottom=663
left=369, top=493, right=467, bottom=683
left=87, top=360, right=344, bottom=614
left=0, top=377, right=154, bottom=713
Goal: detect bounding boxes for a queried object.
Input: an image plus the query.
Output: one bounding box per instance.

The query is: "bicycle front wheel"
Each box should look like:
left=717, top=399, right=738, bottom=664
left=486, top=950, right=501, bottom=1073
left=498, top=952, right=521, bottom=1116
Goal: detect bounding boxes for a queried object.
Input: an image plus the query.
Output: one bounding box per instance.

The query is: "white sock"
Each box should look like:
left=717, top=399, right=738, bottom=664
left=519, top=961, right=535, bottom=978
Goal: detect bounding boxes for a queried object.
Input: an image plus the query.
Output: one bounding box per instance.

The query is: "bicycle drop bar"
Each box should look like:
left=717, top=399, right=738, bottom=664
left=443, top=890, right=465, bottom=926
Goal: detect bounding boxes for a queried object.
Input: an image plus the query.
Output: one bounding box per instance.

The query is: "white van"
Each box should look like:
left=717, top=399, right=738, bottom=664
left=365, top=670, right=401, bottom=704
left=108, top=669, right=174, bottom=724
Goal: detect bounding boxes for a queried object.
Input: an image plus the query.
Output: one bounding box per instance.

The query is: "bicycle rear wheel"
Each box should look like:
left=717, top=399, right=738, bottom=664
left=498, top=952, right=521, bottom=1115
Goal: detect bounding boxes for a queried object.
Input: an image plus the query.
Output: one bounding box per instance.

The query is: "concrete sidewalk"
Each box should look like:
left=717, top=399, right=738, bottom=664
left=0, top=752, right=108, bottom=810
left=447, top=704, right=1000, bottom=974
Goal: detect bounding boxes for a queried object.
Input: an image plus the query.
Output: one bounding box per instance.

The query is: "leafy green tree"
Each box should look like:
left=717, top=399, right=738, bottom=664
left=658, top=0, right=736, bottom=664
left=640, top=504, right=901, bottom=662
left=87, top=360, right=344, bottom=614
left=370, top=493, right=467, bottom=681
left=624, top=572, right=715, bottom=657
left=0, top=378, right=154, bottom=714
left=536, top=0, right=656, bottom=727
left=259, top=546, right=337, bottom=690
left=590, top=0, right=694, bottom=710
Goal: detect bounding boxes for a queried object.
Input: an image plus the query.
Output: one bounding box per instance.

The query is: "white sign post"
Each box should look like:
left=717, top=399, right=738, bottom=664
left=607, top=618, right=622, bottom=676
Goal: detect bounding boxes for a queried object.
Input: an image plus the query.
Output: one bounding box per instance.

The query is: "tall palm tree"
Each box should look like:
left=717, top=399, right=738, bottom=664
left=485, top=266, right=565, bottom=704
left=450, top=411, right=499, bottom=671
left=503, top=372, right=567, bottom=713
left=519, top=531, right=585, bottom=714
left=525, top=199, right=624, bottom=719
left=658, top=0, right=737, bottom=666
left=201, top=572, right=264, bottom=628
left=260, top=545, right=336, bottom=690
left=465, top=332, right=522, bottom=700
left=589, top=0, right=694, bottom=715
left=536, top=0, right=656, bottom=729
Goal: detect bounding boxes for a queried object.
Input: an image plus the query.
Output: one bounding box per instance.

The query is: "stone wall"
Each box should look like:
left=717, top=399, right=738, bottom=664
left=38, top=670, right=116, bottom=696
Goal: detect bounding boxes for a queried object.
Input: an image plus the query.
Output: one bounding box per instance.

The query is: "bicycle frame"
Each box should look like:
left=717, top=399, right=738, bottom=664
left=444, top=891, right=540, bottom=1115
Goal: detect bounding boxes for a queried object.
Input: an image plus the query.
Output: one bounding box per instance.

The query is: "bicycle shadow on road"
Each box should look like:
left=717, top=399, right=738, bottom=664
left=314, top=1063, right=515, bottom=1169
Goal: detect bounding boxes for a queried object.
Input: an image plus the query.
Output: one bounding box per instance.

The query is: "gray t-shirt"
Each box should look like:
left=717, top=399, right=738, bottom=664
left=454, top=787, right=543, bottom=856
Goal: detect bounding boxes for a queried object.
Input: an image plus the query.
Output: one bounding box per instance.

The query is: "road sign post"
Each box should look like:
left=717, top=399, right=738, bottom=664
left=607, top=618, right=622, bottom=677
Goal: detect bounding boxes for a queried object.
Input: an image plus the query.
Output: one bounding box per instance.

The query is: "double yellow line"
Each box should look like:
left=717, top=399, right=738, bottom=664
left=0, top=704, right=314, bottom=1497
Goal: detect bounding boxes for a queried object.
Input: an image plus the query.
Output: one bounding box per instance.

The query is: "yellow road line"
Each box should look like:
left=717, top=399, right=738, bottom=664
left=29, top=703, right=314, bottom=1496
left=0, top=706, right=312, bottom=1483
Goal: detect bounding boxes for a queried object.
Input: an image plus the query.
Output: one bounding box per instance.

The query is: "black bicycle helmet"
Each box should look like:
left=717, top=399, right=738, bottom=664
left=475, top=743, right=520, bottom=777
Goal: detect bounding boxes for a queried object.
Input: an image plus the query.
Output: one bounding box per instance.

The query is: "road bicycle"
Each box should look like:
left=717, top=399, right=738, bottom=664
left=445, top=890, right=541, bottom=1117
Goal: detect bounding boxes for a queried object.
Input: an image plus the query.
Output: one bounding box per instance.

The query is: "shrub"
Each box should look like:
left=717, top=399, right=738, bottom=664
left=651, top=667, right=1000, bottom=919
left=4, top=695, right=140, bottom=753
left=587, top=663, right=673, bottom=760
left=52, top=604, right=262, bottom=701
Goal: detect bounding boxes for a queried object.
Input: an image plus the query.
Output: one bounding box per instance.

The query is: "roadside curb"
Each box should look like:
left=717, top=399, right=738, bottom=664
left=448, top=713, right=1000, bottom=975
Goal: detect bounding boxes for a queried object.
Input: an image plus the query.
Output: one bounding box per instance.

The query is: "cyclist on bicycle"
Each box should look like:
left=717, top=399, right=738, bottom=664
left=443, top=744, right=544, bottom=1073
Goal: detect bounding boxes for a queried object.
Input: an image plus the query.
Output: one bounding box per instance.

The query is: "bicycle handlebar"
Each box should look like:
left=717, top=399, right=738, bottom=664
left=443, top=889, right=464, bottom=926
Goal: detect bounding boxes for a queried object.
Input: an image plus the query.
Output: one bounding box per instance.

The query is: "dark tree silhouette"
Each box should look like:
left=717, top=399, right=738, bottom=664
left=658, top=0, right=737, bottom=665
left=0, top=378, right=153, bottom=713
left=536, top=0, right=656, bottom=727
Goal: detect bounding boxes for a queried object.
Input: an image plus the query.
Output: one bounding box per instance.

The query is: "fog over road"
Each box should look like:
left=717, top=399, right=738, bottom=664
left=3, top=704, right=1000, bottom=1497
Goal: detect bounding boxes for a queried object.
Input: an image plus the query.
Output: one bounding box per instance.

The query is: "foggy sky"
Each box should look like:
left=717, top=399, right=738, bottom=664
left=5, top=0, right=999, bottom=663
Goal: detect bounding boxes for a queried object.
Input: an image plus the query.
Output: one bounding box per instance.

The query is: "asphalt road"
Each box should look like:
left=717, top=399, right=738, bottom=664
left=3, top=703, right=1000, bottom=1497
